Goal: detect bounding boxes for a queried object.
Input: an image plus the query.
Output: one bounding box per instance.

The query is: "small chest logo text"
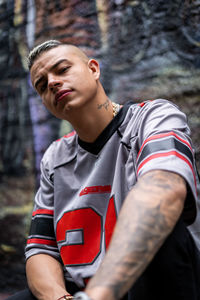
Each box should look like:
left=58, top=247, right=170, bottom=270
left=79, top=185, right=111, bottom=196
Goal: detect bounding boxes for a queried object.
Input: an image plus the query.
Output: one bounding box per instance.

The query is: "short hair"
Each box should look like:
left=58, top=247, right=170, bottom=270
left=28, top=40, right=89, bottom=70
left=28, top=40, right=62, bottom=70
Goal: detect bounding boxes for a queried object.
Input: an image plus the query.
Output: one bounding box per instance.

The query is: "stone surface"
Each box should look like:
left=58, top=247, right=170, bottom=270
left=0, top=175, right=34, bottom=293
left=0, top=294, right=12, bottom=300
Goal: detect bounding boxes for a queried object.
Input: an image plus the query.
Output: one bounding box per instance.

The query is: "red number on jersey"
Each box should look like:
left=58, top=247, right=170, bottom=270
left=105, top=196, right=117, bottom=249
left=56, top=196, right=117, bottom=266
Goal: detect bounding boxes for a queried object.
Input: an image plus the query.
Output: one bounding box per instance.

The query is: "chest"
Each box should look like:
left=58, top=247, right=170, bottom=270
left=54, top=136, right=137, bottom=221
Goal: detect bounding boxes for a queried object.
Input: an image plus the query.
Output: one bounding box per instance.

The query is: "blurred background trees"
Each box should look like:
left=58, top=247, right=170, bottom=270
left=0, top=0, right=199, bottom=294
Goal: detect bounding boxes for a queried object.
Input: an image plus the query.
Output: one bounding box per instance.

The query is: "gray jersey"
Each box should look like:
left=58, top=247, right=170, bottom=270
left=25, top=99, right=200, bottom=288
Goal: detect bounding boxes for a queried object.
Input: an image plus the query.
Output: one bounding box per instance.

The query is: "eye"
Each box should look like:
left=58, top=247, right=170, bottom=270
left=58, top=66, right=70, bottom=74
left=40, top=82, right=47, bottom=93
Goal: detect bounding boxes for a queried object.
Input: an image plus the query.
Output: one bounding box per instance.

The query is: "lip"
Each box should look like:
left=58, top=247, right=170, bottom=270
left=55, top=89, right=73, bottom=104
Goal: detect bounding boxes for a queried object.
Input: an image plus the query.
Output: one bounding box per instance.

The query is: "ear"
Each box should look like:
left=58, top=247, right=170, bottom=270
left=88, top=59, right=100, bottom=80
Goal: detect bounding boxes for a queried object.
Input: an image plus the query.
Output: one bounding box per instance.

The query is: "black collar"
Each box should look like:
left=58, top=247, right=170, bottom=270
left=78, top=102, right=133, bottom=155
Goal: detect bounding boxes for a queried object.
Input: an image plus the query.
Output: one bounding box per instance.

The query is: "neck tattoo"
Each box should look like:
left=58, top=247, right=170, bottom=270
left=112, top=102, right=121, bottom=117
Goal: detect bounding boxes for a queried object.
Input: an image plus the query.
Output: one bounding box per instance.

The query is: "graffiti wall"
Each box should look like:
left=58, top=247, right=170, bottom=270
left=0, top=0, right=200, bottom=295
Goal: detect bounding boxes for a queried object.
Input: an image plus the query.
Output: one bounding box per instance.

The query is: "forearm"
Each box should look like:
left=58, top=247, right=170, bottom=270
left=86, top=170, right=187, bottom=300
left=26, top=254, right=69, bottom=300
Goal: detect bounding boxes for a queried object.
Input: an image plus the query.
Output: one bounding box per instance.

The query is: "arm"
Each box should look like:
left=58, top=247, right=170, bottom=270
left=26, top=254, right=70, bottom=300
left=85, top=170, right=187, bottom=300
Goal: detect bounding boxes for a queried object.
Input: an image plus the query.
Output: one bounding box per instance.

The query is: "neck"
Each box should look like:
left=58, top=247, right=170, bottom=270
left=72, top=98, right=114, bottom=143
left=63, top=82, right=120, bottom=143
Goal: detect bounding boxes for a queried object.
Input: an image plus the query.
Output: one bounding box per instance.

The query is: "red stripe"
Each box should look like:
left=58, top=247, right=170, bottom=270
left=56, top=131, right=76, bottom=141
left=138, top=100, right=153, bottom=108
left=27, top=238, right=57, bottom=246
left=32, top=209, right=54, bottom=217
left=137, top=151, right=197, bottom=193
left=63, top=131, right=76, bottom=138
left=138, top=102, right=145, bottom=107
left=137, top=132, right=193, bottom=160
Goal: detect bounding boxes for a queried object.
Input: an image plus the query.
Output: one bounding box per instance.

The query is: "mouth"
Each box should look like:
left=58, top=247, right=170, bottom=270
left=55, top=89, right=73, bottom=104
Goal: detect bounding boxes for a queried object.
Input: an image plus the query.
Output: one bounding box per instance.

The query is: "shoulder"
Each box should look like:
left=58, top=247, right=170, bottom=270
left=42, top=130, right=77, bottom=171
left=123, top=99, right=181, bottom=119
left=120, top=99, right=190, bottom=144
left=136, top=98, right=182, bottom=112
left=122, top=98, right=183, bottom=125
left=131, top=98, right=188, bottom=128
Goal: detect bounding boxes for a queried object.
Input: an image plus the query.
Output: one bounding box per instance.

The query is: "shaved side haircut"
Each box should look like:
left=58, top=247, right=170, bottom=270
left=28, top=39, right=89, bottom=70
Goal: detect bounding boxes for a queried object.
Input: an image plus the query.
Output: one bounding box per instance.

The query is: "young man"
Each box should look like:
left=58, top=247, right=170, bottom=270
left=7, top=40, right=200, bottom=300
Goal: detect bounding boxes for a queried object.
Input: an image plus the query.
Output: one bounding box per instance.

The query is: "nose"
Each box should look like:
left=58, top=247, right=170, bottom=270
left=48, top=76, right=63, bottom=92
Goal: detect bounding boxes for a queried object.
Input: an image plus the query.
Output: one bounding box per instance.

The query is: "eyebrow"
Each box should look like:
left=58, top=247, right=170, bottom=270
left=34, top=59, right=71, bottom=90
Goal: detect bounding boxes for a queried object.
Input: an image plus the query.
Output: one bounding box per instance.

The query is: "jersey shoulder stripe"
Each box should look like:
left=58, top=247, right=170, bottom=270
left=137, top=131, right=193, bottom=158
left=27, top=208, right=56, bottom=248
left=137, top=151, right=196, bottom=190
left=32, top=209, right=54, bottom=216
left=137, top=132, right=194, bottom=167
left=27, top=238, right=57, bottom=247
left=56, top=130, right=76, bottom=142
left=138, top=100, right=153, bottom=108
left=29, top=215, right=55, bottom=237
left=136, top=132, right=197, bottom=195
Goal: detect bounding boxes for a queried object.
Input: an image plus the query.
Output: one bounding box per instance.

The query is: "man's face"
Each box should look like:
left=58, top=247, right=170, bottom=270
left=30, top=45, right=100, bottom=120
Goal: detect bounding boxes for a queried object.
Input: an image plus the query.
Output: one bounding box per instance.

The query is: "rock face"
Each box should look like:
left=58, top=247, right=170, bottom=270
left=0, top=0, right=200, bottom=294
left=0, top=175, right=34, bottom=293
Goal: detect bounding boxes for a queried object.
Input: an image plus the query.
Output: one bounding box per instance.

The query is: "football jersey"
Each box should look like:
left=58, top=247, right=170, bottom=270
left=25, top=99, right=200, bottom=288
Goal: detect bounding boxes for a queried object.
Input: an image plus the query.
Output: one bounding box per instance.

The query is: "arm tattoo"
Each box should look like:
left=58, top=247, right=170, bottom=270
left=86, top=170, right=186, bottom=299
left=97, top=99, right=109, bottom=111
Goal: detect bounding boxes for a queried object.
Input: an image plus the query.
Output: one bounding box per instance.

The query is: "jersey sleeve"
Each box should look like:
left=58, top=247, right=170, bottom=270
left=135, top=99, right=199, bottom=225
left=25, top=143, right=60, bottom=261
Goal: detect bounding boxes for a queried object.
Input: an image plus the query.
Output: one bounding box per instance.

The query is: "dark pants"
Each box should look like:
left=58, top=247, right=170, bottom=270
left=7, top=218, right=200, bottom=300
